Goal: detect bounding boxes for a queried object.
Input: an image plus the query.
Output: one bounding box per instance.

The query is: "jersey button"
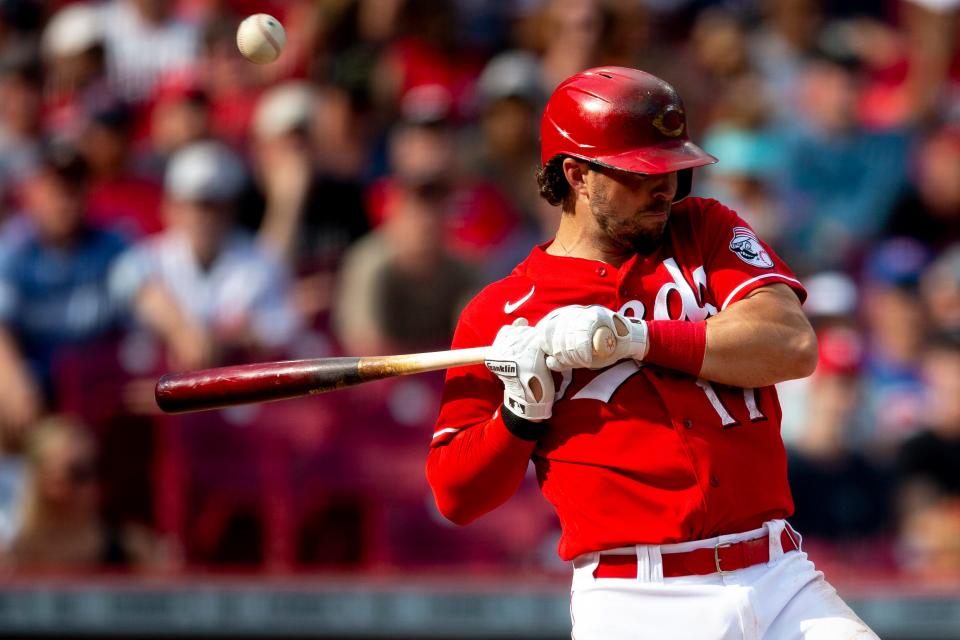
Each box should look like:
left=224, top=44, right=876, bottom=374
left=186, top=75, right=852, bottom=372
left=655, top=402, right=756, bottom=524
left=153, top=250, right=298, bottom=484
left=683, top=419, right=693, bottom=429
left=597, top=266, right=607, bottom=277
left=710, top=475, right=720, bottom=487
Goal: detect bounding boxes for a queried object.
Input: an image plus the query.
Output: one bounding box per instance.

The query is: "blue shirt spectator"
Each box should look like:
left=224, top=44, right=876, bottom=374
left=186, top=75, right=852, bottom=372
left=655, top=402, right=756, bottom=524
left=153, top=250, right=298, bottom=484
left=0, top=225, right=126, bottom=387
left=857, top=238, right=933, bottom=448
left=0, top=148, right=127, bottom=441
left=774, top=58, right=912, bottom=272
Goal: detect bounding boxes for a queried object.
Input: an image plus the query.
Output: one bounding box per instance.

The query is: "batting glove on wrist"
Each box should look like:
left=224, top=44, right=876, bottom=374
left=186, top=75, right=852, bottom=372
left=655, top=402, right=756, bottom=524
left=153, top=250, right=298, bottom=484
left=537, top=305, right=649, bottom=371
left=485, top=318, right=556, bottom=421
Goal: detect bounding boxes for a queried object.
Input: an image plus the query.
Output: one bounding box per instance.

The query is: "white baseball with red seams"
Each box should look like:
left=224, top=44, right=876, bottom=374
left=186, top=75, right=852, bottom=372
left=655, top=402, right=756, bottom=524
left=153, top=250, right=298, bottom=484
left=236, top=14, right=286, bottom=64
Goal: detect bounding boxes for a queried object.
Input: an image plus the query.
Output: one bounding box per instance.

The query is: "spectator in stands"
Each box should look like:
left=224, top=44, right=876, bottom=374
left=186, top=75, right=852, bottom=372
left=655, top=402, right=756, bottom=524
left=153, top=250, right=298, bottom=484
left=465, top=51, right=545, bottom=228
left=845, top=17, right=914, bottom=130
left=921, top=244, right=960, bottom=334
left=191, top=16, right=264, bottom=147
left=307, top=78, right=378, bottom=183
left=0, top=1, right=43, bottom=65
left=147, top=83, right=211, bottom=172
left=99, top=0, right=200, bottom=103
left=40, top=2, right=112, bottom=141
left=79, top=101, right=163, bottom=239
left=0, top=58, right=42, bottom=194
left=898, top=497, right=960, bottom=581
left=247, top=82, right=369, bottom=327
left=0, top=148, right=127, bottom=444
left=898, top=334, right=960, bottom=504
left=700, top=110, right=786, bottom=246
left=859, top=238, right=932, bottom=450
left=333, top=171, right=479, bottom=356
left=748, top=0, right=823, bottom=124
left=896, top=334, right=960, bottom=580
left=787, top=325, right=893, bottom=542
left=885, top=126, right=960, bottom=250
left=3, top=415, right=168, bottom=571
left=670, top=9, right=754, bottom=136
left=462, top=52, right=561, bottom=279
left=366, top=96, right=520, bottom=265
left=371, top=0, right=484, bottom=122
left=902, top=0, right=960, bottom=124
left=776, top=54, right=911, bottom=272
left=109, top=140, right=299, bottom=372
left=537, top=0, right=607, bottom=91
left=778, top=270, right=860, bottom=444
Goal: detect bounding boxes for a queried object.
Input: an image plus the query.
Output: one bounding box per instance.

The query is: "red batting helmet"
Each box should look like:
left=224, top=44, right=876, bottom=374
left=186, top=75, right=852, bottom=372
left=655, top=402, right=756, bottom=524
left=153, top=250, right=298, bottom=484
left=540, top=67, right=717, bottom=201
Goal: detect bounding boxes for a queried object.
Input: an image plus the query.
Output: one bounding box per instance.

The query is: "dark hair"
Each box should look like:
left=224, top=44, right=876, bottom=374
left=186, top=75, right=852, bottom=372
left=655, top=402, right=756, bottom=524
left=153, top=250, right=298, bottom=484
left=925, top=331, right=960, bottom=356
left=536, top=155, right=572, bottom=207
left=535, top=155, right=601, bottom=208
left=36, top=144, right=88, bottom=186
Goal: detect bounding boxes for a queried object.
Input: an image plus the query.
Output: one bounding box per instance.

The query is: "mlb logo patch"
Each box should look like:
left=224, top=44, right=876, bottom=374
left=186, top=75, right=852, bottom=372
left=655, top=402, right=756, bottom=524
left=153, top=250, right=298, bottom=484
left=729, top=227, right=774, bottom=269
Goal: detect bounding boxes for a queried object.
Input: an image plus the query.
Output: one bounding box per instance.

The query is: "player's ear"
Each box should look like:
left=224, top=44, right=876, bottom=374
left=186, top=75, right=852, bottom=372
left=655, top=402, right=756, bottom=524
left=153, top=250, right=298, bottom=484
left=561, top=157, right=591, bottom=202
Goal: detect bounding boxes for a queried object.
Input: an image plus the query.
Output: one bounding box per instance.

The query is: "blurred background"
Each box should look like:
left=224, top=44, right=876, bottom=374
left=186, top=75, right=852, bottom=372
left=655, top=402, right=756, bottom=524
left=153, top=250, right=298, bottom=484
left=0, top=0, right=959, bottom=638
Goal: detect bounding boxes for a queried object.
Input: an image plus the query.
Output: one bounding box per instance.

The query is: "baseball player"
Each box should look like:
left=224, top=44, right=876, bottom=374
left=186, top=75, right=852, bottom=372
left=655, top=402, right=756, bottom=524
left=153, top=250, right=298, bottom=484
left=427, top=68, right=879, bottom=639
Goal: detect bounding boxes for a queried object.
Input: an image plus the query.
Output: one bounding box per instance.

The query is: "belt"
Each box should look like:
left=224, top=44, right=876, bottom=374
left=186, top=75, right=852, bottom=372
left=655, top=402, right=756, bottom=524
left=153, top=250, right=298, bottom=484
left=593, top=527, right=800, bottom=579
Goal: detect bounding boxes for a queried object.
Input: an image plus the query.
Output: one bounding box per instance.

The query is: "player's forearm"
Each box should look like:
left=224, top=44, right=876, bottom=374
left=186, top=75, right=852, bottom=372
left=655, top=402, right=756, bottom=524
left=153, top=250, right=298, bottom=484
left=426, top=416, right=537, bottom=525
left=699, top=285, right=817, bottom=387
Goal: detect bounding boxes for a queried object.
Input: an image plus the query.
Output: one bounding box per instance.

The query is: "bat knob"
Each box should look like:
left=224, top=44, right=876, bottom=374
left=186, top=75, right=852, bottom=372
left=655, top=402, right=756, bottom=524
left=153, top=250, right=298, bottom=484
left=592, top=325, right=617, bottom=358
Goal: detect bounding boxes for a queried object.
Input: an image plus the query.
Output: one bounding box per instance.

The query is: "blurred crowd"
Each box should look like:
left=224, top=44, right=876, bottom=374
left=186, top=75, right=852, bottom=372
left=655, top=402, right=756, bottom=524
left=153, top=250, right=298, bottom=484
left=0, top=0, right=959, bottom=582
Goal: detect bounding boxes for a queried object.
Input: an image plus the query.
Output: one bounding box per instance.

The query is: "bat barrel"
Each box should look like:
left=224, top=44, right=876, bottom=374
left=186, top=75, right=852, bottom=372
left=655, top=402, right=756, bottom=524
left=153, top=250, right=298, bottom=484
left=155, top=357, right=362, bottom=414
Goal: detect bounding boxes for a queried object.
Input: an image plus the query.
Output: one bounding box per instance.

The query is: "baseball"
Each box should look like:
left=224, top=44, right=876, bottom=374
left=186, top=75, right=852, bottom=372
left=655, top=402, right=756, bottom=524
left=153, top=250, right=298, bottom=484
left=236, top=13, right=286, bottom=64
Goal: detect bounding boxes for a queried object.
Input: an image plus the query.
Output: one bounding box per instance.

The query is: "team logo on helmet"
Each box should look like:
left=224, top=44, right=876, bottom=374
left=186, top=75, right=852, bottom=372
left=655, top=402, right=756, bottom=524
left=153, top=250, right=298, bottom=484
left=652, top=106, right=685, bottom=137
left=729, top=227, right=774, bottom=268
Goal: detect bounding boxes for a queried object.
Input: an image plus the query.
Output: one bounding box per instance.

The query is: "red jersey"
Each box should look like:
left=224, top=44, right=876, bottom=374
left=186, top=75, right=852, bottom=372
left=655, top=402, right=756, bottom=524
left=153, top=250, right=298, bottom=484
left=426, top=198, right=807, bottom=561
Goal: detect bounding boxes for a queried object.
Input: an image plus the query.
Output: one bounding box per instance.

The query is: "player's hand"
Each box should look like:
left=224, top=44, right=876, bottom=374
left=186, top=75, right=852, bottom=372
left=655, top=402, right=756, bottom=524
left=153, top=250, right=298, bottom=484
left=485, top=318, right=555, bottom=421
left=537, top=305, right=648, bottom=370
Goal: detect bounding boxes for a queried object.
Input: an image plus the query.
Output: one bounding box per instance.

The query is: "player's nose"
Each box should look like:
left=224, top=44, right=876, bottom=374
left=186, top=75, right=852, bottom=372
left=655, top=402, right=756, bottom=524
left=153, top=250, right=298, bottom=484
left=649, top=172, right=676, bottom=201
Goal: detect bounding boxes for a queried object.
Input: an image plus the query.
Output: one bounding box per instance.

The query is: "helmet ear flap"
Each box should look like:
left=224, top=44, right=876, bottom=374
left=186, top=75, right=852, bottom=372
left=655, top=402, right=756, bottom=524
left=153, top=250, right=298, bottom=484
left=673, top=168, right=693, bottom=202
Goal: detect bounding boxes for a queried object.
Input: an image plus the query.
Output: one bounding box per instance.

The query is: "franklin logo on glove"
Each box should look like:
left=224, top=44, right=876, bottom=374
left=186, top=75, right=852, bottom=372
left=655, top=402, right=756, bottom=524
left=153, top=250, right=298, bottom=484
left=485, top=360, right=519, bottom=376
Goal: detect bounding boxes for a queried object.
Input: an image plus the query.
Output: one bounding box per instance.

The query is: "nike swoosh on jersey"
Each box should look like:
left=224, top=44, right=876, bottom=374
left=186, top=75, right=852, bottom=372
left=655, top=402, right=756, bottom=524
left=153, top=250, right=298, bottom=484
left=503, top=286, right=535, bottom=314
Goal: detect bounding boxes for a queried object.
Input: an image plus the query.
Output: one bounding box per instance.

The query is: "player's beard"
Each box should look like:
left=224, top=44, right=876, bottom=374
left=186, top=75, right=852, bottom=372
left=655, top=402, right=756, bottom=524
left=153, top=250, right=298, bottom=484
left=588, top=185, right=670, bottom=256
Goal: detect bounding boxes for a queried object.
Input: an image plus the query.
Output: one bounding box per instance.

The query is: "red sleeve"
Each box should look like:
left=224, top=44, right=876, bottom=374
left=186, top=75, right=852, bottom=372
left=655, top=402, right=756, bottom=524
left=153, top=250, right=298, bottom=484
left=699, top=200, right=806, bottom=310
left=425, top=303, right=538, bottom=525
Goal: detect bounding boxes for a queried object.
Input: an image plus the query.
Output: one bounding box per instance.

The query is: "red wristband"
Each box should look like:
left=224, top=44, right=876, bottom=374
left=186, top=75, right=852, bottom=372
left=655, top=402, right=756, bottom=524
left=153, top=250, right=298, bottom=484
left=645, top=320, right=707, bottom=376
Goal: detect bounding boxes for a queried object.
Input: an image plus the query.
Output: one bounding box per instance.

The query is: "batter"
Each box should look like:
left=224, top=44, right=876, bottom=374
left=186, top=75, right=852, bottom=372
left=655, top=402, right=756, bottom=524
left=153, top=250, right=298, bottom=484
left=427, top=67, right=878, bottom=640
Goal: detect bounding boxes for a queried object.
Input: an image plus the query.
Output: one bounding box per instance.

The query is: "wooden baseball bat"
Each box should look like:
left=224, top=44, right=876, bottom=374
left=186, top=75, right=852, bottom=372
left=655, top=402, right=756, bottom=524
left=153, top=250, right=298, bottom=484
left=155, top=326, right=616, bottom=414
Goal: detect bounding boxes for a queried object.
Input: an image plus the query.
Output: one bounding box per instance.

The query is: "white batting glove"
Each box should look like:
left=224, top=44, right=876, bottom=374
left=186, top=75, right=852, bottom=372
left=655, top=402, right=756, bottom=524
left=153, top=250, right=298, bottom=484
left=537, top=305, right=648, bottom=371
left=485, top=318, right=556, bottom=421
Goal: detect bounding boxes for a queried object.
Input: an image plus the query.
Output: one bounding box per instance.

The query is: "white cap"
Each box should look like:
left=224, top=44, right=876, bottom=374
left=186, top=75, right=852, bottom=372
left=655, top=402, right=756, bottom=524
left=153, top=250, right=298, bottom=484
left=165, top=141, right=246, bottom=202
left=476, top=51, right=543, bottom=108
left=804, top=271, right=858, bottom=318
left=252, top=82, right=316, bottom=139
left=42, top=3, right=103, bottom=58
left=904, top=0, right=960, bottom=11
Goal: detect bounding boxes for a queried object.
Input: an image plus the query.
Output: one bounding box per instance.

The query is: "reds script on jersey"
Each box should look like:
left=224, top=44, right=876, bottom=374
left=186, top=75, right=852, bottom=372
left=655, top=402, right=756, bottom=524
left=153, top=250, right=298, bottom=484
left=428, top=198, right=807, bottom=561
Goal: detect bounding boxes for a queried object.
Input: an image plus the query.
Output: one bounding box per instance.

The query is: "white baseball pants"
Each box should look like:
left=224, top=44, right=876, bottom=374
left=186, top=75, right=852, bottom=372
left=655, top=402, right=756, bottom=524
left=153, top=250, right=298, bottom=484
left=570, top=520, right=878, bottom=640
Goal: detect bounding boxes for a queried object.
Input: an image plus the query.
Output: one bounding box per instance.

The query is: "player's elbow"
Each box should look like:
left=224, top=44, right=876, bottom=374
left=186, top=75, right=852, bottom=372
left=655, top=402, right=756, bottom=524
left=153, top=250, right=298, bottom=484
left=786, top=325, right=819, bottom=379
left=427, top=474, right=483, bottom=525
left=425, top=454, right=483, bottom=526
left=431, top=492, right=481, bottom=526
